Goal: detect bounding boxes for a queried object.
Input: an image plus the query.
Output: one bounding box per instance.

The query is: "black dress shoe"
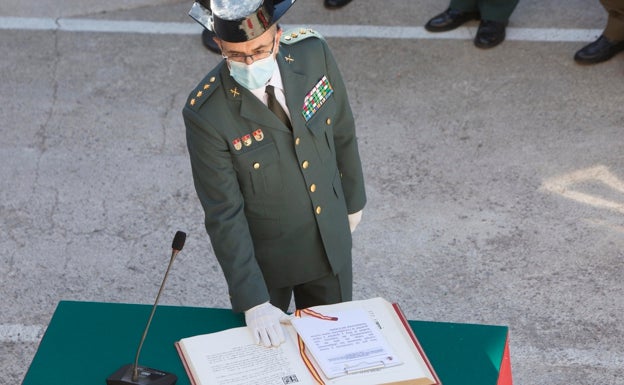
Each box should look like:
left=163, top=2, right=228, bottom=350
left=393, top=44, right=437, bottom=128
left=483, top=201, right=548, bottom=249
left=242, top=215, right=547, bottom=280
left=324, top=0, right=352, bottom=9
left=201, top=29, right=221, bottom=54
left=474, top=20, right=507, bottom=49
left=574, top=35, right=624, bottom=64
left=424, top=7, right=480, bottom=32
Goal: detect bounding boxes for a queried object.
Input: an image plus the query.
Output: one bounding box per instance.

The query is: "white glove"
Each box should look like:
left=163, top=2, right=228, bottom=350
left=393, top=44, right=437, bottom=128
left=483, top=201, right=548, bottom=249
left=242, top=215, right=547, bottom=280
left=244, top=302, right=291, bottom=347
left=348, top=210, right=363, bottom=233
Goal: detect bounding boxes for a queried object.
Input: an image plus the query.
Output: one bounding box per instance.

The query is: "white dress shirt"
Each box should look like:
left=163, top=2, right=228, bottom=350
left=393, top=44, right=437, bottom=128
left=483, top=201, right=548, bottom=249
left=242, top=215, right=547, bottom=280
left=250, top=63, right=292, bottom=120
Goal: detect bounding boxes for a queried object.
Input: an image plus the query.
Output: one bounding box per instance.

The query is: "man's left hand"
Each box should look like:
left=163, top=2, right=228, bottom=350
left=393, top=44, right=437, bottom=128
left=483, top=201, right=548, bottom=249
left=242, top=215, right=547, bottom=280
left=348, top=210, right=363, bottom=233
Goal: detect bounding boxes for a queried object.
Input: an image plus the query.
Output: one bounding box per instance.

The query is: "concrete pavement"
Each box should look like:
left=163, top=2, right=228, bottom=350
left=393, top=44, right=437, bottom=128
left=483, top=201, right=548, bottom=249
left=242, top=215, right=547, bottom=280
left=1, top=1, right=623, bottom=384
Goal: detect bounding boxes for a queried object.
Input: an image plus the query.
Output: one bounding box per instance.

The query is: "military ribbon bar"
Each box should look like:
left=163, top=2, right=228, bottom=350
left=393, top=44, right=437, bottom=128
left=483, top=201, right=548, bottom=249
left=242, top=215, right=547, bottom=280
left=301, top=75, right=334, bottom=121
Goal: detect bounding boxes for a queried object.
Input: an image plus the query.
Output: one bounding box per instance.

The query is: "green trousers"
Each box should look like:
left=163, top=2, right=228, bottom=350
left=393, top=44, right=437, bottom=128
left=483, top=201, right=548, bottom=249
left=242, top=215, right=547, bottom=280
left=268, top=269, right=352, bottom=312
left=450, top=0, right=520, bottom=22
left=602, top=0, right=624, bottom=40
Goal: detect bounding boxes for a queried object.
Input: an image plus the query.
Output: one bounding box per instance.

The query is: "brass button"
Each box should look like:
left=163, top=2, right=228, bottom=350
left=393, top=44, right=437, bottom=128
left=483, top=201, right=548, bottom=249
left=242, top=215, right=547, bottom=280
left=326, top=118, right=331, bottom=125
left=190, top=98, right=196, bottom=106
left=295, top=137, right=301, bottom=146
left=302, top=160, right=309, bottom=169
left=196, top=90, right=203, bottom=97
left=315, top=206, right=322, bottom=215
left=253, top=162, right=260, bottom=170
left=203, top=84, right=210, bottom=90
left=310, top=184, right=317, bottom=193
left=210, top=76, right=216, bottom=83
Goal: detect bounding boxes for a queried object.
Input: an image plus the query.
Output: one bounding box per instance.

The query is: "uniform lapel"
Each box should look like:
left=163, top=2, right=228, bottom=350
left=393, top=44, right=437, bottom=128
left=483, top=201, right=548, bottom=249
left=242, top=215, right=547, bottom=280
left=277, top=52, right=308, bottom=131
left=220, top=61, right=292, bottom=132
left=240, top=92, right=281, bottom=130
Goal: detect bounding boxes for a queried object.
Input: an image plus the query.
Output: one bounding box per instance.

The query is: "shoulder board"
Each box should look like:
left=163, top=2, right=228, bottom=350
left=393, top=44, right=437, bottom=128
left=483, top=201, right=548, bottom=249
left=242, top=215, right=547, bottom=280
left=186, top=72, right=221, bottom=111
left=280, top=28, right=325, bottom=45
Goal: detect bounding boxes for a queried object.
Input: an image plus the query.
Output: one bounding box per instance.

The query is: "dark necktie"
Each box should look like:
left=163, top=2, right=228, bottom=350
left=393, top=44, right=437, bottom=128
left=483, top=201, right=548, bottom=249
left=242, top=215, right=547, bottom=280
left=266, top=85, right=292, bottom=130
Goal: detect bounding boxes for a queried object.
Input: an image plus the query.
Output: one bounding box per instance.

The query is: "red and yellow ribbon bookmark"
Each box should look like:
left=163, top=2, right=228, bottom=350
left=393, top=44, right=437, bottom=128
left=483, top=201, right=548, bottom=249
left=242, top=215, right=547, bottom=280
left=294, top=308, right=339, bottom=385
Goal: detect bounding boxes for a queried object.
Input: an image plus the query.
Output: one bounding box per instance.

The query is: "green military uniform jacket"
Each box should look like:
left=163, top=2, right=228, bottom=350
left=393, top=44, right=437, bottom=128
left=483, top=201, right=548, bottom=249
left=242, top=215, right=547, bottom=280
left=183, top=29, right=366, bottom=313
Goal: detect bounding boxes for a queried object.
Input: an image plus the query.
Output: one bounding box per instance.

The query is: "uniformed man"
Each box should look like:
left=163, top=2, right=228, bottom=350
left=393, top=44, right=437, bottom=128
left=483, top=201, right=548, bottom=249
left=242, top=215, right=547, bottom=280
left=574, top=0, right=624, bottom=64
left=424, top=0, right=520, bottom=49
left=196, top=0, right=353, bottom=54
left=184, top=0, right=366, bottom=348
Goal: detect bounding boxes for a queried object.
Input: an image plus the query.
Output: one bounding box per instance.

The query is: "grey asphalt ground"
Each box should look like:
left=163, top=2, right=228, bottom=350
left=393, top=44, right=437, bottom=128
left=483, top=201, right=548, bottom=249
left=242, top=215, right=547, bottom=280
left=2, top=0, right=624, bottom=384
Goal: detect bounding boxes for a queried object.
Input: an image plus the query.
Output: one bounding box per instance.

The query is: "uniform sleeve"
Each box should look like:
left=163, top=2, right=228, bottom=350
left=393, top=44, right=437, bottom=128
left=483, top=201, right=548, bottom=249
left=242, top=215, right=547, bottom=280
left=184, top=106, right=270, bottom=312
left=321, top=40, right=367, bottom=214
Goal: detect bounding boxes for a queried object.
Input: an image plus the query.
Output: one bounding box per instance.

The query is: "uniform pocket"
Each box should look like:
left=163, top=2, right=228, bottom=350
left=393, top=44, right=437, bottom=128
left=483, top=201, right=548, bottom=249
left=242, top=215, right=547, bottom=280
left=305, top=99, right=336, bottom=163
left=332, top=170, right=345, bottom=201
left=234, top=141, right=283, bottom=196
left=305, top=96, right=336, bottom=139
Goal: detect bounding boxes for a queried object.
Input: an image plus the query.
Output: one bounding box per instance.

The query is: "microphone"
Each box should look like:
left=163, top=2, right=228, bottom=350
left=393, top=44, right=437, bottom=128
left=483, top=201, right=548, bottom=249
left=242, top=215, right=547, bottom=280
left=106, top=231, right=187, bottom=385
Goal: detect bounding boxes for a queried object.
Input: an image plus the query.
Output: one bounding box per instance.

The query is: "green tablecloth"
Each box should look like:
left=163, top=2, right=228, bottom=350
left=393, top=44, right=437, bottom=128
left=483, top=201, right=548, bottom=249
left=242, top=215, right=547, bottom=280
left=22, top=301, right=510, bottom=385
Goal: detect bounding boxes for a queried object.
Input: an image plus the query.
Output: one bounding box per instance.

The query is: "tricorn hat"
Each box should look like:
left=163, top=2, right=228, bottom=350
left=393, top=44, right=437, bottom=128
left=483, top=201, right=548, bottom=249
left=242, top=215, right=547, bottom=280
left=189, top=0, right=295, bottom=43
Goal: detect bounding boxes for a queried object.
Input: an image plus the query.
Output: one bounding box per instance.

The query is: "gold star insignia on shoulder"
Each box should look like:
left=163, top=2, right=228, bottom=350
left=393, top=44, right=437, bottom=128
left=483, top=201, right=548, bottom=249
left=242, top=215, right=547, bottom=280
left=281, top=28, right=324, bottom=46
left=285, top=54, right=294, bottom=63
left=230, top=87, right=240, bottom=98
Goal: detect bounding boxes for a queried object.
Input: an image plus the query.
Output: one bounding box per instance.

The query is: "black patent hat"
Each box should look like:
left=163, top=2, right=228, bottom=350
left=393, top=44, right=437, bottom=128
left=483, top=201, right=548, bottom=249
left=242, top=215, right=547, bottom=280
left=189, top=0, right=295, bottom=43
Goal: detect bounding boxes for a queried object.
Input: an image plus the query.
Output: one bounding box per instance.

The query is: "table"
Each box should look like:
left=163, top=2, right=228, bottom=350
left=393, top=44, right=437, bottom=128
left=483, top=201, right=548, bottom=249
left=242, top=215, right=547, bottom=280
left=22, top=301, right=512, bottom=385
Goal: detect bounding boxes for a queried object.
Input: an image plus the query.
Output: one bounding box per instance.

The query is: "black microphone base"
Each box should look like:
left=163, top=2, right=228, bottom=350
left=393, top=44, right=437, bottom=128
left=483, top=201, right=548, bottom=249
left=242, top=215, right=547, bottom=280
left=106, top=364, right=177, bottom=385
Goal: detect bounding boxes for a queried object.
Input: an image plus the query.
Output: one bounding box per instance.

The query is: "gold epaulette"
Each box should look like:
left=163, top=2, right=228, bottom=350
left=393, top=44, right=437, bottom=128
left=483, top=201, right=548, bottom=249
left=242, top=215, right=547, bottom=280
left=280, top=28, right=324, bottom=45
left=186, top=73, right=220, bottom=110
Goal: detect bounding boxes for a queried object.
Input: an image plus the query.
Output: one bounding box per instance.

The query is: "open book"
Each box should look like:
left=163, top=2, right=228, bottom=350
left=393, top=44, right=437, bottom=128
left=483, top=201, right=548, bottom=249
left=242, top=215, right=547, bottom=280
left=175, top=297, right=441, bottom=385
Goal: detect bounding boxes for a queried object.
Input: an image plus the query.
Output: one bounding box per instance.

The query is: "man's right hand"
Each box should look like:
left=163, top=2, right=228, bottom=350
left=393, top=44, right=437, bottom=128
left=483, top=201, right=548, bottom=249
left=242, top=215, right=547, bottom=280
left=244, top=302, right=292, bottom=347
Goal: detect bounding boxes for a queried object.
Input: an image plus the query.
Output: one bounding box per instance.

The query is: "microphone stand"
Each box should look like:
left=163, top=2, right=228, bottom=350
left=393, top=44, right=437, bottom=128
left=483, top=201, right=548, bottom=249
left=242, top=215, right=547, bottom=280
left=106, top=231, right=186, bottom=385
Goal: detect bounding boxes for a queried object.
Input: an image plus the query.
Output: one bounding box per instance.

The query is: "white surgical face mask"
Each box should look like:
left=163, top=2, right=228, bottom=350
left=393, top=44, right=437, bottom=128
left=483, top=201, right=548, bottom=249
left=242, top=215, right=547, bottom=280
left=227, top=54, right=277, bottom=90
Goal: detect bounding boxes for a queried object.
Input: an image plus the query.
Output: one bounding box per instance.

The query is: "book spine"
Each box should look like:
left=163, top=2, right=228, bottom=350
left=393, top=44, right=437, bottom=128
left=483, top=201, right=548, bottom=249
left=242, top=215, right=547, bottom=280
left=175, top=341, right=200, bottom=385
left=391, top=303, right=442, bottom=385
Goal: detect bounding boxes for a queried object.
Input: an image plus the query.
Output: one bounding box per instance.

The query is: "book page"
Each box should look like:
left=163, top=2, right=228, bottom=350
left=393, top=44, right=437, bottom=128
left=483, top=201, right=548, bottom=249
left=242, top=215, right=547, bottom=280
left=177, top=298, right=439, bottom=385
left=295, top=298, right=438, bottom=385
left=291, top=308, right=402, bottom=379
left=178, top=326, right=314, bottom=385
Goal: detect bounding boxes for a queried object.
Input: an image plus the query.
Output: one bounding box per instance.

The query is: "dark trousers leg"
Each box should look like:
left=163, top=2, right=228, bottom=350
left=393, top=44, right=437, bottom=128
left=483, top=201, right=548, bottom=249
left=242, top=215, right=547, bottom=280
left=293, top=269, right=352, bottom=310
left=477, top=0, right=520, bottom=22
left=268, top=286, right=294, bottom=313
left=451, top=0, right=519, bottom=22
left=450, top=0, right=479, bottom=13
left=601, top=0, right=624, bottom=40
left=268, top=269, right=352, bottom=312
